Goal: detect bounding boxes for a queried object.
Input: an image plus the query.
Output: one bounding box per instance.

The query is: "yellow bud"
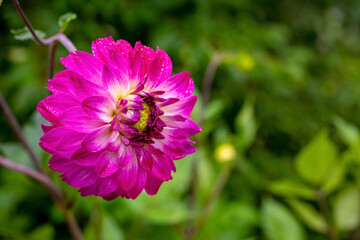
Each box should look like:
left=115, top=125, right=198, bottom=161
left=214, top=143, right=236, bottom=163
left=236, top=53, right=255, bottom=72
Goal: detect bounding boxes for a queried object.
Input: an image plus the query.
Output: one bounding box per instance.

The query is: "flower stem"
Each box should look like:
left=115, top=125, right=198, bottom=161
left=199, top=53, right=223, bottom=126
left=184, top=53, right=224, bottom=240
left=47, top=40, right=58, bottom=79
left=0, top=155, right=63, bottom=204
left=65, top=209, right=84, bottom=240
left=0, top=93, right=43, bottom=172
left=11, top=0, right=77, bottom=52
left=316, top=189, right=339, bottom=240
left=197, top=164, right=234, bottom=231
left=11, top=0, right=44, bottom=44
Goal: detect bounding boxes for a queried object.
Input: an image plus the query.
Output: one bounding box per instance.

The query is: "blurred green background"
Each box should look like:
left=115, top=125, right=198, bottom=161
left=1, top=0, right=360, bottom=239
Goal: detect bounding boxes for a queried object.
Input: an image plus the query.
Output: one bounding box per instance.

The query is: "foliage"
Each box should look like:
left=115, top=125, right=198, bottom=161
left=1, top=0, right=360, bottom=239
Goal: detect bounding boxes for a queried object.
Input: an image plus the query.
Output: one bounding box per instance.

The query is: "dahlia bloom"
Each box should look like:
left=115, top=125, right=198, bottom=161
left=37, top=37, right=201, bottom=200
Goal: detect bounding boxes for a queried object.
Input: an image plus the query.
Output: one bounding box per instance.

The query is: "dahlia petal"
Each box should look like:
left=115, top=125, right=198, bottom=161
left=151, top=154, right=173, bottom=180
left=145, top=49, right=172, bottom=89
left=161, top=118, right=201, bottom=137
left=117, top=144, right=132, bottom=167
left=47, top=70, right=71, bottom=94
left=56, top=131, right=86, bottom=158
left=135, top=148, right=153, bottom=171
left=114, top=39, right=134, bottom=61
left=60, top=51, right=104, bottom=86
left=102, top=65, right=130, bottom=100
left=41, top=124, right=56, bottom=134
left=91, top=37, right=116, bottom=63
left=79, top=175, right=118, bottom=197
left=82, top=125, right=119, bottom=152
left=131, top=51, right=145, bottom=84
left=48, top=154, right=74, bottom=172
left=107, top=135, right=121, bottom=152
left=95, top=151, right=120, bottom=177
left=153, top=137, right=195, bottom=160
left=40, top=127, right=72, bottom=152
left=117, top=151, right=137, bottom=191
left=37, top=101, right=62, bottom=126
left=102, top=188, right=126, bottom=201
left=161, top=95, right=197, bottom=117
left=145, top=174, right=164, bottom=195
left=157, top=72, right=194, bottom=99
left=134, top=41, right=155, bottom=71
left=72, top=148, right=103, bottom=166
left=67, top=71, right=112, bottom=101
left=67, top=166, right=97, bottom=188
left=82, top=96, right=116, bottom=122
left=43, top=93, right=80, bottom=117
left=126, top=167, right=147, bottom=199
left=59, top=106, right=105, bottom=133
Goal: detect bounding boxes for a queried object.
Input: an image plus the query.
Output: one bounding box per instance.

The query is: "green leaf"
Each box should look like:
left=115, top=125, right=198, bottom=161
left=322, top=156, right=346, bottom=194
left=295, top=130, right=337, bottom=186
left=29, top=224, right=54, bottom=240
left=235, top=95, right=258, bottom=151
left=262, top=199, right=306, bottom=240
left=102, top=214, right=124, bottom=240
left=0, top=0, right=3, bottom=7
left=268, top=179, right=315, bottom=200
left=287, top=199, right=326, bottom=233
left=333, top=116, right=359, bottom=148
left=84, top=213, right=124, bottom=240
left=58, top=12, right=77, bottom=32
left=333, top=186, right=360, bottom=231
left=10, top=27, right=46, bottom=41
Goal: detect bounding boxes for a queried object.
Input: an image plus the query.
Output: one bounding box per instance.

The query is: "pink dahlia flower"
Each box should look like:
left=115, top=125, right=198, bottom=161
left=37, top=37, right=201, bottom=200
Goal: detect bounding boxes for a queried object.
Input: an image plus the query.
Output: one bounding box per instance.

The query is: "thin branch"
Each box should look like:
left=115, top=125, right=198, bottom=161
left=11, top=0, right=77, bottom=52
left=316, top=189, right=339, bottom=240
left=65, top=210, right=84, bottom=240
left=0, top=93, right=43, bottom=172
left=47, top=40, right=58, bottom=80
left=197, top=164, right=233, bottom=231
left=11, top=0, right=45, bottom=44
left=0, top=155, right=63, bottom=202
left=184, top=53, right=224, bottom=240
left=200, top=53, right=224, bottom=125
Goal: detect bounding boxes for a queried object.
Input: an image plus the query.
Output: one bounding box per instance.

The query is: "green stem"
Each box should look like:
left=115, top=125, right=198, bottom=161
left=316, top=189, right=339, bottom=240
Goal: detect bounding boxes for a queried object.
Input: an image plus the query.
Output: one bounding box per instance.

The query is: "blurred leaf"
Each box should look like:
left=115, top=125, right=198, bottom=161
left=199, top=201, right=259, bottom=240
left=126, top=155, right=193, bottom=225
left=295, top=130, right=337, bottom=186
left=235, top=95, right=257, bottom=151
left=0, top=143, right=32, bottom=167
left=102, top=214, right=124, bottom=240
left=262, top=199, right=305, bottom=240
left=23, top=111, right=48, bottom=160
left=85, top=213, right=124, bottom=240
left=333, top=116, right=359, bottom=147
left=205, top=99, right=225, bottom=122
left=321, top=157, right=346, bottom=194
left=10, top=27, right=46, bottom=41
left=287, top=199, right=326, bottom=233
left=268, top=179, right=315, bottom=200
left=29, top=224, right=54, bottom=240
left=0, top=0, right=3, bottom=7
left=333, top=186, right=360, bottom=231
left=58, top=12, right=77, bottom=32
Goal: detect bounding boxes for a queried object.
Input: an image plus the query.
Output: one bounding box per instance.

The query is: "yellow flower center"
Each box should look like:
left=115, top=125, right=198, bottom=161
left=133, top=103, right=150, bottom=133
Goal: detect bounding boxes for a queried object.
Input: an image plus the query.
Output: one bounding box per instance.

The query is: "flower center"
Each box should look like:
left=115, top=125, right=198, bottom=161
left=133, top=102, right=150, bottom=133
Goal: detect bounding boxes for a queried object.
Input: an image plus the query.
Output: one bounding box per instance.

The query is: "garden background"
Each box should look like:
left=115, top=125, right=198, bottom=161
left=1, top=0, right=360, bottom=239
